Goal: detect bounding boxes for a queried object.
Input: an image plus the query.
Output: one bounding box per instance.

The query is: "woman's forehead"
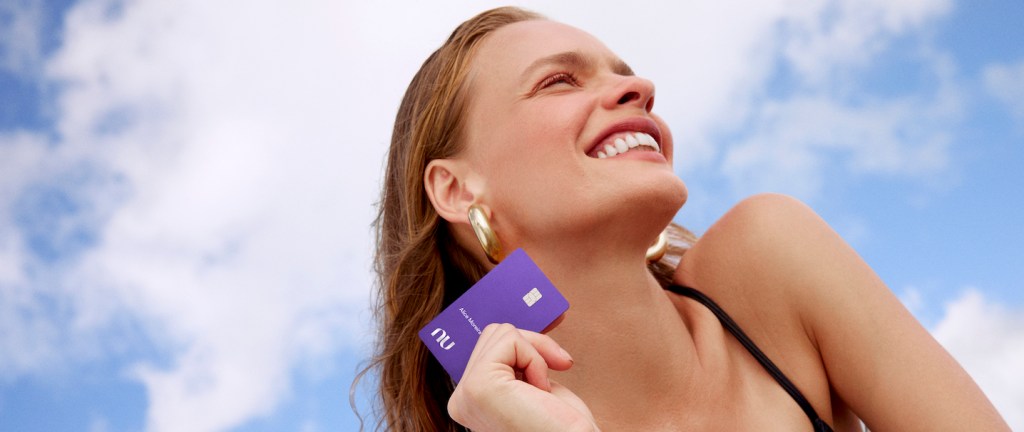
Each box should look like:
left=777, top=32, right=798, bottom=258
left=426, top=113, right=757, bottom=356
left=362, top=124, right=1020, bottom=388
left=472, top=20, right=622, bottom=78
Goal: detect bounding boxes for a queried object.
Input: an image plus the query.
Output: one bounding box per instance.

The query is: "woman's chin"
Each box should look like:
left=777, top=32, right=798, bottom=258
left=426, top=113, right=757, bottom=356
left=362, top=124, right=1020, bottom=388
left=590, top=174, right=687, bottom=231
left=643, top=176, right=688, bottom=222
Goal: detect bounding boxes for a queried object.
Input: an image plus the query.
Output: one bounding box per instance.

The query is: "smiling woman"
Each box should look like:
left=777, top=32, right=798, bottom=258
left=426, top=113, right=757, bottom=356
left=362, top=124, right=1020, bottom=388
left=365, top=6, right=1009, bottom=432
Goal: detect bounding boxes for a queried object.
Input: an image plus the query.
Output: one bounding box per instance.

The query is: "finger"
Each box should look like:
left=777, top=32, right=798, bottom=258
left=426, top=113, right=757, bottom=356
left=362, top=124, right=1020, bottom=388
left=469, top=324, right=554, bottom=391
left=465, top=323, right=519, bottom=370
left=513, top=337, right=552, bottom=392
left=517, top=330, right=574, bottom=372
left=472, top=324, right=573, bottom=372
left=465, top=324, right=574, bottom=391
left=494, top=325, right=552, bottom=391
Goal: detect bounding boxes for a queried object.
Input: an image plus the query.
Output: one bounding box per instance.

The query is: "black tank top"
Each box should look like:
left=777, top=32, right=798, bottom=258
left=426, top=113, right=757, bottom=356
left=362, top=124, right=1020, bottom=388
left=667, top=285, right=835, bottom=432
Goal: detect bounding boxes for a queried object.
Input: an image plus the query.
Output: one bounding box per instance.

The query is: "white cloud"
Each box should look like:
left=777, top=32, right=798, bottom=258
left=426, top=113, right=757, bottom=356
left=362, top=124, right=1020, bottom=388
left=5, top=0, right=380, bottom=429
left=0, top=133, right=45, bottom=279
left=0, top=131, right=62, bottom=380
left=780, top=0, right=952, bottom=86
left=983, top=60, right=1024, bottom=122
left=898, top=286, right=925, bottom=316
left=933, top=290, right=1024, bottom=430
left=720, top=88, right=955, bottom=199
left=0, top=0, right=42, bottom=76
left=0, top=282, right=61, bottom=380
left=0, top=0, right=978, bottom=430
left=711, top=0, right=960, bottom=202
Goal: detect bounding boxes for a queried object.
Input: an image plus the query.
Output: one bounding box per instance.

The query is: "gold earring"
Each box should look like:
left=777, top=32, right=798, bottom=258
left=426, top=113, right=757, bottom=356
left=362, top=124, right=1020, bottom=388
left=468, top=205, right=504, bottom=264
left=646, top=229, right=669, bottom=262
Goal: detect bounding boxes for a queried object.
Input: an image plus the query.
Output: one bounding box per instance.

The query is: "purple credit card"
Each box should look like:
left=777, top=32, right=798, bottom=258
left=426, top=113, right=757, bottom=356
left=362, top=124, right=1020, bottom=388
left=419, top=248, right=569, bottom=382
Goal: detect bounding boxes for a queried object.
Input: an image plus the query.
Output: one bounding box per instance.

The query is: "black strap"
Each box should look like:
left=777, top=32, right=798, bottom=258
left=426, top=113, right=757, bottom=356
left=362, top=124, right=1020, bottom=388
left=667, top=284, right=833, bottom=432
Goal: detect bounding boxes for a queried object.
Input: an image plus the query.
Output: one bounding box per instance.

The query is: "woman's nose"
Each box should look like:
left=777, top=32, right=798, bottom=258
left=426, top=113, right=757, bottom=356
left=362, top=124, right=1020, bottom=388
left=604, top=75, right=655, bottom=112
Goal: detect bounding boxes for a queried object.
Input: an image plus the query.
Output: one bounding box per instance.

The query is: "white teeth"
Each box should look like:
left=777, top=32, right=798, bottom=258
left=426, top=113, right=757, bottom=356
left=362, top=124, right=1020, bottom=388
left=637, top=132, right=660, bottom=153
left=638, top=133, right=651, bottom=145
left=626, top=133, right=640, bottom=148
left=614, top=138, right=628, bottom=153
left=592, top=131, right=661, bottom=158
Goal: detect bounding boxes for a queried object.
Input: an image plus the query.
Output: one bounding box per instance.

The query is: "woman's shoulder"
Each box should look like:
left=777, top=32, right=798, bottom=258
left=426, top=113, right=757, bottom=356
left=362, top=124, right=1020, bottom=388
left=670, top=194, right=1011, bottom=430
left=691, top=192, right=825, bottom=252
left=670, top=193, right=848, bottom=424
left=673, top=192, right=838, bottom=300
left=672, top=192, right=840, bottom=347
left=673, top=196, right=1010, bottom=431
left=674, top=192, right=873, bottom=339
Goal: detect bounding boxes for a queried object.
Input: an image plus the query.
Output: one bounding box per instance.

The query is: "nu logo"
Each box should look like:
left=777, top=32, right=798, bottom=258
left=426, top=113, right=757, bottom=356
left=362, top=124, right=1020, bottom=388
left=430, top=328, right=455, bottom=350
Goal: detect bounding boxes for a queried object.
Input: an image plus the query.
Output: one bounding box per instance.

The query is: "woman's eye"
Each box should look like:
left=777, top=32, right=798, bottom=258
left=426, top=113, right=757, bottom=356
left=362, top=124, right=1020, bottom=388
left=539, top=73, right=578, bottom=89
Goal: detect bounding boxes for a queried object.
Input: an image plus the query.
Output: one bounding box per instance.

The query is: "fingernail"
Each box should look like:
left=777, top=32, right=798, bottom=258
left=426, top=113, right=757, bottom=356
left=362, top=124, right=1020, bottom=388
left=559, top=347, right=573, bottom=363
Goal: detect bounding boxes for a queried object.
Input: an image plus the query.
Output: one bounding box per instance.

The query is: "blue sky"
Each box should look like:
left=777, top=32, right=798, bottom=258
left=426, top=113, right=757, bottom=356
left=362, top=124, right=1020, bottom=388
left=1, top=0, right=1022, bottom=431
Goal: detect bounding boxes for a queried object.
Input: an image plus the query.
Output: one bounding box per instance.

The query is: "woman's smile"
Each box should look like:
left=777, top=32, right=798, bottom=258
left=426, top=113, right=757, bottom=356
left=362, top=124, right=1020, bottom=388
left=585, top=116, right=665, bottom=162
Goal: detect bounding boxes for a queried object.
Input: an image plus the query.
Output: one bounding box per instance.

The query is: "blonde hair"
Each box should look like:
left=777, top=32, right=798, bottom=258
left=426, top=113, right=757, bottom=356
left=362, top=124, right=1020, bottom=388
left=360, top=6, right=697, bottom=431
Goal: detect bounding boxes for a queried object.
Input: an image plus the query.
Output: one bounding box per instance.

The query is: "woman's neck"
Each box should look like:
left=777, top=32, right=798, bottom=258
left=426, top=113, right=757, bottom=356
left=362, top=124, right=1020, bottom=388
left=523, top=243, right=708, bottom=427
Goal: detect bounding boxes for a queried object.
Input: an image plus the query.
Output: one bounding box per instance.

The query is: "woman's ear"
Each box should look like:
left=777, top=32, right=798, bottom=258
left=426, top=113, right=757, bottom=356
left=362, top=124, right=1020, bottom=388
left=424, top=159, right=478, bottom=224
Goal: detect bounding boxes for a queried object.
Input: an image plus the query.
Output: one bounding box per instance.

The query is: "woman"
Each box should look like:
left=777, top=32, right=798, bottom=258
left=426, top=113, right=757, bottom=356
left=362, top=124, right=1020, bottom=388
left=368, top=6, right=1009, bottom=431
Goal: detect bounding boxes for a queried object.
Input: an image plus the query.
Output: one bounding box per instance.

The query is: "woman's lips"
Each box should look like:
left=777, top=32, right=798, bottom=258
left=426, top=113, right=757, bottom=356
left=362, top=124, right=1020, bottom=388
left=585, top=117, right=663, bottom=158
left=589, top=131, right=661, bottom=158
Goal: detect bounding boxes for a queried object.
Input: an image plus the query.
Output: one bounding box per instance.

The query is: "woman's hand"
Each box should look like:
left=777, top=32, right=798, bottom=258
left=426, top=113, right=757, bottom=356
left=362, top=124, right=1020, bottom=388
left=447, top=323, right=599, bottom=432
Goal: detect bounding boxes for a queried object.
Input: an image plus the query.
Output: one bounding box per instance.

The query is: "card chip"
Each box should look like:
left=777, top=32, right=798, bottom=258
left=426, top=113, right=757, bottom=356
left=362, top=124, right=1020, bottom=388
left=522, top=288, right=542, bottom=307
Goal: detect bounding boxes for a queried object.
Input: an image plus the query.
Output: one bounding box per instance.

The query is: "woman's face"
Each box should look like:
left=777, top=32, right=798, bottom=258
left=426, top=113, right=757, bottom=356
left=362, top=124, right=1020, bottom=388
left=460, top=20, right=687, bottom=247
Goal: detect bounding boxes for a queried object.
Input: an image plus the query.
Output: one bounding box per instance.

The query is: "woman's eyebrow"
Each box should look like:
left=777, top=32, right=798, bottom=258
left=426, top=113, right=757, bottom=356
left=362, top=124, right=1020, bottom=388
left=520, top=51, right=593, bottom=83
left=519, top=51, right=636, bottom=85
